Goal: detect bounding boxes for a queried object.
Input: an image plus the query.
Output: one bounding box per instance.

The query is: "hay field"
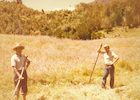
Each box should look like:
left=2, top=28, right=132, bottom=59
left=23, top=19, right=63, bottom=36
left=0, top=31, right=140, bottom=100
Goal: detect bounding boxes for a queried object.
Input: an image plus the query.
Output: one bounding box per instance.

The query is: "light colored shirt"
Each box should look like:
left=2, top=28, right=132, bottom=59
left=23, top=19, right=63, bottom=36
left=104, top=50, right=118, bottom=65
left=11, top=54, right=30, bottom=70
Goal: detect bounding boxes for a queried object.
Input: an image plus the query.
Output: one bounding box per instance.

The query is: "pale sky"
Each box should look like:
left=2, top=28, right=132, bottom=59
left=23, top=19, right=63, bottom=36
left=4, top=0, right=95, bottom=11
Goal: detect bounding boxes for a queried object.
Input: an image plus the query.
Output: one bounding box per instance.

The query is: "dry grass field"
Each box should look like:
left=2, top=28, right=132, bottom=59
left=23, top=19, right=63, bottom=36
left=0, top=28, right=140, bottom=100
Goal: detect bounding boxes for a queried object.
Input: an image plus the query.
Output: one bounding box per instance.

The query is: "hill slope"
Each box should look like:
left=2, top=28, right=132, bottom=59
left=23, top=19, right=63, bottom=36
left=0, top=34, right=140, bottom=100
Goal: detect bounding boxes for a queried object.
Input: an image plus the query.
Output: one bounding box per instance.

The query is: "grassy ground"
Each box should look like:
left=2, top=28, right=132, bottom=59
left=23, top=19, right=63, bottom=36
left=0, top=28, right=140, bottom=100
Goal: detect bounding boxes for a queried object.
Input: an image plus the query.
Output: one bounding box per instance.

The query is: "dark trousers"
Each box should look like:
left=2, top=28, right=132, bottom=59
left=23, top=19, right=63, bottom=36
left=101, top=65, right=114, bottom=88
left=14, top=70, right=28, bottom=95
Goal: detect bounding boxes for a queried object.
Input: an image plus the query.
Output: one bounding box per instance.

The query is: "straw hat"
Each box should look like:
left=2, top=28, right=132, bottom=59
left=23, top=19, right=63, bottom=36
left=103, top=44, right=109, bottom=48
left=13, top=43, right=24, bottom=51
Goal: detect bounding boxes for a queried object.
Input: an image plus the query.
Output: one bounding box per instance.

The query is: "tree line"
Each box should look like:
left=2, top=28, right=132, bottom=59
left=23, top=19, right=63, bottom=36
left=0, top=0, right=140, bottom=40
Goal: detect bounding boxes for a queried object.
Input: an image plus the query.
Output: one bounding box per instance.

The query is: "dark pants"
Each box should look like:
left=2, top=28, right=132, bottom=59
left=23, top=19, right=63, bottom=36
left=101, top=65, right=114, bottom=88
left=14, top=70, right=28, bottom=95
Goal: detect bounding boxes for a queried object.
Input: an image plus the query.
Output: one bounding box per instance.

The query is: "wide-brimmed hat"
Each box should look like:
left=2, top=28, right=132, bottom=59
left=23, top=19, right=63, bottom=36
left=103, top=44, right=109, bottom=48
left=13, top=43, right=24, bottom=51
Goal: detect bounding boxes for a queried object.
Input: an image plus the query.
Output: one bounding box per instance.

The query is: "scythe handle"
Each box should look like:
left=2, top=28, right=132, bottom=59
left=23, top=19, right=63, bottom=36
left=89, top=44, right=102, bottom=84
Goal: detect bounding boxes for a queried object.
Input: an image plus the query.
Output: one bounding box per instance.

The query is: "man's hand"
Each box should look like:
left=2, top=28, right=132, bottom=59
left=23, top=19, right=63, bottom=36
left=100, top=43, right=103, bottom=47
left=106, top=61, right=114, bottom=66
left=97, top=43, right=105, bottom=54
left=19, top=75, right=24, bottom=80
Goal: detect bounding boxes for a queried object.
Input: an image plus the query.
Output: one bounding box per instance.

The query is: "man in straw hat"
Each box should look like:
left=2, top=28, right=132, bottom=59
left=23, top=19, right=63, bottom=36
left=11, top=43, right=31, bottom=100
left=97, top=43, right=119, bottom=89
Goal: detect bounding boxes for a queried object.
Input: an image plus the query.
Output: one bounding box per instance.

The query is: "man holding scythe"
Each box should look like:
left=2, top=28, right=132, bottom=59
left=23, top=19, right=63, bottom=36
left=11, top=43, right=31, bottom=100
left=97, top=43, right=119, bottom=89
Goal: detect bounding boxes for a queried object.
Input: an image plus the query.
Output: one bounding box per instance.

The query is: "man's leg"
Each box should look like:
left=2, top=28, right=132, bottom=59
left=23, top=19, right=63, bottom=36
left=15, top=88, right=20, bottom=100
left=23, top=94, right=26, bottom=100
left=14, top=73, right=21, bottom=100
left=110, top=65, right=115, bottom=88
left=101, top=66, right=109, bottom=88
left=21, top=71, right=28, bottom=100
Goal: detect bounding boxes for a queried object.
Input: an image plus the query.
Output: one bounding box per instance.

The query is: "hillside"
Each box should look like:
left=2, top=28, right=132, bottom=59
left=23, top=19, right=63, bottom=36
left=0, top=29, right=140, bottom=99
left=0, top=0, right=140, bottom=40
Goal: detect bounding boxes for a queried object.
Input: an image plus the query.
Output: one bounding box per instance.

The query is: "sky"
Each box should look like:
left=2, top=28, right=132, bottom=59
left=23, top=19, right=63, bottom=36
left=5, top=0, right=95, bottom=11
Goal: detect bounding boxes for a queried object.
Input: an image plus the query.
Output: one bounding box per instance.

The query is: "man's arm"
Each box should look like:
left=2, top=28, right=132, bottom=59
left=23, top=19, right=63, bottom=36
left=11, top=57, right=24, bottom=80
left=108, top=52, right=119, bottom=65
left=24, top=56, right=31, bottom=69
left=112, top=56, right=119, bottom=65
left=25, top=60, right=31, bottom=69
left=12, top=66, right=24, bottom=80
left=97, top=43, right=105, bottom=54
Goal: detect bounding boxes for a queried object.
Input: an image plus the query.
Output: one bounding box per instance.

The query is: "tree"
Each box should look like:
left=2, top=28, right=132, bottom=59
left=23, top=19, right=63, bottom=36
left=124, top=0, right=140, bottom=28
left=110, top=0, right=125, bottom=26
left=16, top=0, right=22, bottom=4
left=75, top=19, right=91, bottom=40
